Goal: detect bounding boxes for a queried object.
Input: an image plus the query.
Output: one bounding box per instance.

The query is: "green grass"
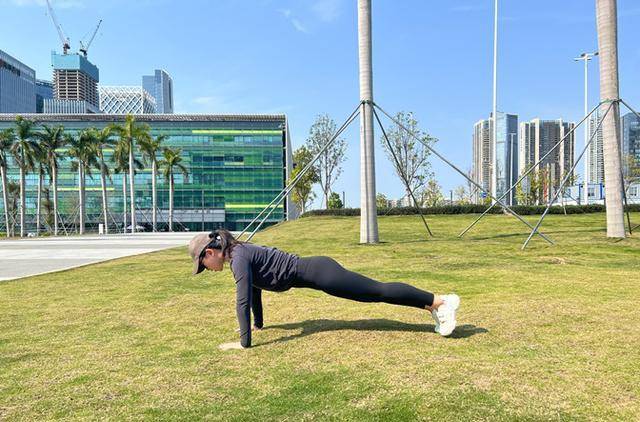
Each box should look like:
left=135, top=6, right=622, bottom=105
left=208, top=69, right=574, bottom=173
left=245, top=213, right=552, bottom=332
left=1, top=213, right=639, bottom=421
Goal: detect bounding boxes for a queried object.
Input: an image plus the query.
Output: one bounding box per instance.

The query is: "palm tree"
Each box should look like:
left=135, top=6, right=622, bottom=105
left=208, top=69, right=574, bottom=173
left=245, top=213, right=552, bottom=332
left=596, top=0, right=625, bottom=237
left=159, top=147, right=188, bottom=232
left=33, top=145, right=49, bottom=235
left=112, top=138, right=144, bottom=233
left=138, top=134, right=167, bottom=232
left=109, top=115, right=150, bottom=233
left=37, top=125, right=67, bottom=236
left=0, top=129, right=16, bottom=237
left=91, top=127, right=115, bottom=234
left=67, top=130, right=98, bottom=235
left=10, top=116, right=40, bottom=237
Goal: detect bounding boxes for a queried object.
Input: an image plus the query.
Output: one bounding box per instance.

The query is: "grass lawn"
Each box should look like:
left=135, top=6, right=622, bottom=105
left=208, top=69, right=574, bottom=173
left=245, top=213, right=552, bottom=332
left=1, top=213, right=639, bottom=421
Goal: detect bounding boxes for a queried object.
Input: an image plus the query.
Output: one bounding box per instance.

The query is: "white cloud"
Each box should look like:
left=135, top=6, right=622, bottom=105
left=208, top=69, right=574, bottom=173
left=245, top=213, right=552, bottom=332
left=279, top=8, right=309, bottom=33
left=311, top=0, right=342, bottom=22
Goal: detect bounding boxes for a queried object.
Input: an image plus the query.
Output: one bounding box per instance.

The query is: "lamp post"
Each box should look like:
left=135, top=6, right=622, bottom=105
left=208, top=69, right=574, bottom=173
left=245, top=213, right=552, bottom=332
left=574, top=51, right=598, bottom=205
left=491, top=0, right=499, bottom=202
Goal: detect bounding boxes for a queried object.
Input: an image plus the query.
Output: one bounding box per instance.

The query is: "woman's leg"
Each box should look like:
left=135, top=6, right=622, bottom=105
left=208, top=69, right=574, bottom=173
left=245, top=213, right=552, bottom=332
left=293, top=256, right=436, bottom=310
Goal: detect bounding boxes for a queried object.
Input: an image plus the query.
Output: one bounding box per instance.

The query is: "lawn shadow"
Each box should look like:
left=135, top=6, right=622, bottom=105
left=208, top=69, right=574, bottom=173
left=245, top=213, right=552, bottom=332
left=256, top=319, right=487, bottom=347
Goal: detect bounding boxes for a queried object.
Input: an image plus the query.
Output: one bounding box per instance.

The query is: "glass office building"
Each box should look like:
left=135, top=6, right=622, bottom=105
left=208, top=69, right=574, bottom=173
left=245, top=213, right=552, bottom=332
left=472, top=112, right=518, bottom=204
left=142, top=70, right=173, bottom=114
left=0, top=113, right=294, bottom=233
left=0, top=49, right=36, bottom=113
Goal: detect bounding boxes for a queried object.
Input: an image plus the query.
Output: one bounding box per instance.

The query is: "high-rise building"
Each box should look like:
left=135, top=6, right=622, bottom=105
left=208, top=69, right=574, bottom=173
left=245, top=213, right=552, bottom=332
left=35, top=79, right=53, bottom=113
left=587, top=109, right=604, bottom=184
left=621, top=112, right=640, bottom=177
left=471, top=112, right=518, bottom=204
left=0, top=113, right=294, bottom=232
left=0, top=49, right=36, bottom=113
left=519, top=118, right=575, bottom=203
left=48, top=51, right=99, bottom=113
left=99, top=86, right=156, bottom=114
left=142, top=69, right=173, bottom=113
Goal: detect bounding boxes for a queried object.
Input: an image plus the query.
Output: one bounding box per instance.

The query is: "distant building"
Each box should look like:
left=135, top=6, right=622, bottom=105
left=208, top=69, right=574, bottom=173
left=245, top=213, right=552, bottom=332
left=471, top=112, right=518, bottom=204
left=43, top=99, right=100, bottom=114
left=142, top=69, right=173, bottom=113
left=35, top=79, right=53, bottom=113
left=622, top=112, right=640, bottom=177
left=0, top=49, right=36, bottom=113
left=519, top=118, right=575, bottom=203
left=99, top=86, right=156, bottom=114
left=48, top=51, right=99, bottom=113
left=587, top=109, right=604, bottom=184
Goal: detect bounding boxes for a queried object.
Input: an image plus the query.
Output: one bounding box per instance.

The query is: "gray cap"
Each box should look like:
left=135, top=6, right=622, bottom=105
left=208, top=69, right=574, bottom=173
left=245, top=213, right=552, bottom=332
left=188, top=233, right=213, bottom=275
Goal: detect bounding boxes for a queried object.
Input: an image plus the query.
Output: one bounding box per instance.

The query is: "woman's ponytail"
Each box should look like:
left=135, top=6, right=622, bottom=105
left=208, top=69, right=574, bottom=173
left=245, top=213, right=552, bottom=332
left=208, top=229, right=241, bottom=258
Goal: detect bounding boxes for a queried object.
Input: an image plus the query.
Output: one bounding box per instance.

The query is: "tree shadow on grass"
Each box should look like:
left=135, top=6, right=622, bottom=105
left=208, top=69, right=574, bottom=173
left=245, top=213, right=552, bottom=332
left=256, top=318, right=487, bottom=347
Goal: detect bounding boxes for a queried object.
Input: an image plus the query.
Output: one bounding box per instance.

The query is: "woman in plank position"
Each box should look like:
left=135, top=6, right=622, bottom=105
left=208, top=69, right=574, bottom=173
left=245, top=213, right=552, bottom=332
left=189, top=230, right=460, bottom=350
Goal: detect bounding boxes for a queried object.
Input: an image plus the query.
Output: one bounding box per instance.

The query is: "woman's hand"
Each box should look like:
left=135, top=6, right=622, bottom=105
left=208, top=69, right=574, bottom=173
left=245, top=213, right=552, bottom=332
left=219, top=342, right=244, bottom=351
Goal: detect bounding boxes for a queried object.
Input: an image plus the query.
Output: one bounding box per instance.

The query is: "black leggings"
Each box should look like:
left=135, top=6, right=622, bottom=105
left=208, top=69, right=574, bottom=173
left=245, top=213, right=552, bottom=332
left=292, top=256, right=434, bottom=309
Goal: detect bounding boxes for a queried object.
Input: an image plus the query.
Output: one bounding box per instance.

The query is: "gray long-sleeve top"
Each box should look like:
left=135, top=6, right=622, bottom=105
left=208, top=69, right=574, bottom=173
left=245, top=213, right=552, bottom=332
left=229, top=243, right=299, bottom=348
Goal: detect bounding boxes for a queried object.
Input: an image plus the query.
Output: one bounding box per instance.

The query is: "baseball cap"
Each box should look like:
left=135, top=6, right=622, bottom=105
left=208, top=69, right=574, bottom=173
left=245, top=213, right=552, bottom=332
left=188, top=232, right=218, bottom=275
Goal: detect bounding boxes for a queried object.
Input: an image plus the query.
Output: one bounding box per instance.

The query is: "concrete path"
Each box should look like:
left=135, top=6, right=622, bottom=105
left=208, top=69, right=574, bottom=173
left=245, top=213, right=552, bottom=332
left=0, top=232, right=199, bottom=282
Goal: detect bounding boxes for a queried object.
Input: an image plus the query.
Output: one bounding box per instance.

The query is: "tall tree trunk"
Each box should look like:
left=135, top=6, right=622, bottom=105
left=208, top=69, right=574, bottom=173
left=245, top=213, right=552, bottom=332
left=36, top=169, right=42, bottom=235
left=122, top=173, right=127, bottom=233
left=169, top=173, right=174, bottom=232
left=152, top=160, right=157, bottom=232
left=19, top=158, right=25, bottom=237
left=100, top=164, right=109, bottom=235
left=1, top=165, right=10, bottom=237
left=52, top=162, right=58, bottom=236
left=596, top=0, right=625, bottom=237
left=129, top=142, right=136, bottom=233
left=78, top=163, right=85, bottom=235
left=357, top=0, right=379, bottom=243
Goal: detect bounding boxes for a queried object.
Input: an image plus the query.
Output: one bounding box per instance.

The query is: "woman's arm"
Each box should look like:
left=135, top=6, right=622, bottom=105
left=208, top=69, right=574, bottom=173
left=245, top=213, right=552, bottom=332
left=251, top=287, right=263, bottom=329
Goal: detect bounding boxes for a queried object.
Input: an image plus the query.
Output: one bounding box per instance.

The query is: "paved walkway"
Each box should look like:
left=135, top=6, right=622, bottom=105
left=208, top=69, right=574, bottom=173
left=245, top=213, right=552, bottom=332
left=0, top=232, right=199, bottom=282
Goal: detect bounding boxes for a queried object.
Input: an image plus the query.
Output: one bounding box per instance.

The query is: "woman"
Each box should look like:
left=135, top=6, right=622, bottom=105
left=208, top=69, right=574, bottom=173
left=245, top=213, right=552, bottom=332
left=189, top=230, right=460, bottom=350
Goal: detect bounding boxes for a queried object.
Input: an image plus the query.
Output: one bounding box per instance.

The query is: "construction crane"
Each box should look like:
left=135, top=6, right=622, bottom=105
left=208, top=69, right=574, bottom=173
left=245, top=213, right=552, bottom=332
left=45, top=0, right=71, bottom=55
left=79, top=20, right=102, bottom=57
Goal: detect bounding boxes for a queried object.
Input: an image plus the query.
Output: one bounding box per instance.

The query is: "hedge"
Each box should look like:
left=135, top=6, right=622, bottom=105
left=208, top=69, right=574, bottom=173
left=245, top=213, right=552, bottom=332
left=301, top=203, right=640, bottom=217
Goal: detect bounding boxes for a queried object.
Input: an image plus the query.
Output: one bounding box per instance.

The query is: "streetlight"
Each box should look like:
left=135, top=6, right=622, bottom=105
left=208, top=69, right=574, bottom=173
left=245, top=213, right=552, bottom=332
left=491, top=0, right=499, bottom=202
left=574, top=51, right=598, bottom=205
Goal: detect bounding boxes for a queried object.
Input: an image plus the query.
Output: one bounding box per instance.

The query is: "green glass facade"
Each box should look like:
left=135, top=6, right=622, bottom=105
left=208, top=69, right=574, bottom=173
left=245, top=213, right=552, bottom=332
left=0, top=114, right=292, bottom=233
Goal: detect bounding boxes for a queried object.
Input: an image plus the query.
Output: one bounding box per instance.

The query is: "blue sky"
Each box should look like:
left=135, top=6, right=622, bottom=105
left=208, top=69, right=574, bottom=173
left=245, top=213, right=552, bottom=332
left=2, top=0, right=640, bottom=208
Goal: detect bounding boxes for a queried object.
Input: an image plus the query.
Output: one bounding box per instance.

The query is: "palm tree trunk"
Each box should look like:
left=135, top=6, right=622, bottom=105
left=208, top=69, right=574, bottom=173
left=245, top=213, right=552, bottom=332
left=122, top=173, right=127, bottom=233
left=169, top=173, right=174, bottom=232
left=1, top=165, right=10, bottom=237
left=52, top=162, right=58, bottom=236
left=100, top=165, right=108, bottom=235
left=596, top=0, right=625, bottom=238
left=152, top=160, right=157, bottom=232
left=19, top=159, right=25, bottom=238
left=78, top=163, right=85, bottom=235
left=129, top=143, right=136, bottom=233
left=36, top=169, right=42, bottom=235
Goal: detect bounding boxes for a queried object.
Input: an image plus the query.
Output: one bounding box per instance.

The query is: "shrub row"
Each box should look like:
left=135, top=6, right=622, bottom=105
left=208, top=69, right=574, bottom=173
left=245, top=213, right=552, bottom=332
left=301, top=203, right=640, bottom=217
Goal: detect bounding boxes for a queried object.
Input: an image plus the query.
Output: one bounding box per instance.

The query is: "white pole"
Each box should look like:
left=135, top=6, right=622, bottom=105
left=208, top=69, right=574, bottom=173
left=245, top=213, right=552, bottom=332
left=509, top=133, right=514, bottom=205
left=584, top=57, right=589, bottom=205
left=358, top=0, right=379, bottom=243
left=491, top=0, right=498, bottom=201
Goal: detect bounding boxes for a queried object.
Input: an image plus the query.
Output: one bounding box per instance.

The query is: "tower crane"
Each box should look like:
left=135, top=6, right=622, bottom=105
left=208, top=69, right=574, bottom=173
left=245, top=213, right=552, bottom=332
left=79, top=20, right=103, bottom=57
left=45, top=0, right=71, bottom=54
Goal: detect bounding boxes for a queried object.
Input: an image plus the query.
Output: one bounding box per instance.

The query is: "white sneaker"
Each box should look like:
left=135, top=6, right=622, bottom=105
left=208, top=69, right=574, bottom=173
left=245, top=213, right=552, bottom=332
left=435, top=294, right=460, bottom=337
left=430, top=309, right=440, bottom=333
